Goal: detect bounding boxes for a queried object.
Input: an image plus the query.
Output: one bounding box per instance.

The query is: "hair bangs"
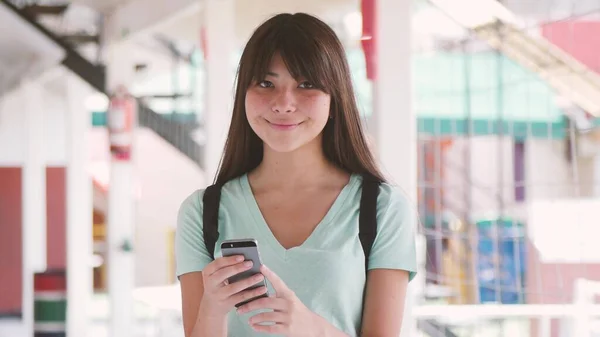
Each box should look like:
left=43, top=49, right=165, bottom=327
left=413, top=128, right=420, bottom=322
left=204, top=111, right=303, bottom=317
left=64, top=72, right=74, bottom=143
left=248, top=37, right=278, bottom=86
left=245, top=20, right=333, bottom=93
left=278, top=36, right=331, bottom=93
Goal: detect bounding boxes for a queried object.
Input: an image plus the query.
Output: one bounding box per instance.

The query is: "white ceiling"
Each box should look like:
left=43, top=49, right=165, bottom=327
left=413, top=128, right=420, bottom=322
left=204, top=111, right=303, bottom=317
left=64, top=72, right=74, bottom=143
left=1, top=0, right=362, bottom=91
left=126, top=0, right=360, bottom=48
left=70, top=0, right=131, bottom=14
left=502, top=0, right=600, bottom=22
left=3, top=0, right=599, bottom=97
left=62, top=0, right=600, bottom=20
left=101, top=0, right=362, bottom=88
left=233, top=0, right=359, bottom=44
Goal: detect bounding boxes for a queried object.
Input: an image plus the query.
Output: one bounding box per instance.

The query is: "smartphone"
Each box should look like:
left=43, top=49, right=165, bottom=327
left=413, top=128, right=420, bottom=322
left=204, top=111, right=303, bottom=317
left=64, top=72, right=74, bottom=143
left=220, top=238, right=269, bottom=307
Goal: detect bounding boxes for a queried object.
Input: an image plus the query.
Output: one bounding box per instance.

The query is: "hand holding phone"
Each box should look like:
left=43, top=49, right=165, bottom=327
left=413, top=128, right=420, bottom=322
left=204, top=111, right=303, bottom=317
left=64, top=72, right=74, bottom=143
left=199, top=252, right=268, bottom=317
left=220, top=238, right=269, bottom=307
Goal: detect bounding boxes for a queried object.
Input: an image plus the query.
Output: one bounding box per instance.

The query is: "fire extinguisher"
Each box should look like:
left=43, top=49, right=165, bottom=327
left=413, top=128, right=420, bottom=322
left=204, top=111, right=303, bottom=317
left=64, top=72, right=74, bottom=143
left=108, top=86, right=136, bottom=161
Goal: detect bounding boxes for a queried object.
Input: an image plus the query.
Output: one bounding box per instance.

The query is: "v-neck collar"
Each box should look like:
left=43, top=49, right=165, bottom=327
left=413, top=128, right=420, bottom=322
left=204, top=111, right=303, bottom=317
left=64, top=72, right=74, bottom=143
left=239, top=173, right=358, bottom=259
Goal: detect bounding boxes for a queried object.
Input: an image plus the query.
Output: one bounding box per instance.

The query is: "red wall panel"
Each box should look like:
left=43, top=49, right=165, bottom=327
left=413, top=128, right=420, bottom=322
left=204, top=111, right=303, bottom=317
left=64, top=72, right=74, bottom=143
left=46, top=167, right=66, bottom=270
left=0, top=168, right=23, bottom=315
left=542, top=21, right=600, bottom=72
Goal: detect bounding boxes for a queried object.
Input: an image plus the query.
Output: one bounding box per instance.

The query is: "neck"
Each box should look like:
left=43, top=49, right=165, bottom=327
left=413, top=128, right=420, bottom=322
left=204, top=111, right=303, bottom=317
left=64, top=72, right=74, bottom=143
left=250, top=138, right=339, bottom=189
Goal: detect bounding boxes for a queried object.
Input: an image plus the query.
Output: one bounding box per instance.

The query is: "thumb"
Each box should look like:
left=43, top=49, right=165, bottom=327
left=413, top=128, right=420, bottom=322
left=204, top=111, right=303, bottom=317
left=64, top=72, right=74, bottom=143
left=260, top=265, right=290, bottom=297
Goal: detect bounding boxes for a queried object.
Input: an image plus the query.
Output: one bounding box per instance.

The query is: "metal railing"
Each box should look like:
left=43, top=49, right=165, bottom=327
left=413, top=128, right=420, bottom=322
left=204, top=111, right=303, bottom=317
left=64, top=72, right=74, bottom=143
left=137, top=100, right=203, bottom=166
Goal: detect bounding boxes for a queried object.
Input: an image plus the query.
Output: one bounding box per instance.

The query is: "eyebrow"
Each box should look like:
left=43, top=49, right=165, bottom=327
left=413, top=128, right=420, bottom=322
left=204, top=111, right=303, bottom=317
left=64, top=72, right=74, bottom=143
left=265, top=71, right=279, bottom=77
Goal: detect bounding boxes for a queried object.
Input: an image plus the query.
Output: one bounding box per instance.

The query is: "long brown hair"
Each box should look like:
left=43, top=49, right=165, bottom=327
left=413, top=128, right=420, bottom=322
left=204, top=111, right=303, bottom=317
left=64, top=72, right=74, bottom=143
left=215, top=12, right=385, bottom=185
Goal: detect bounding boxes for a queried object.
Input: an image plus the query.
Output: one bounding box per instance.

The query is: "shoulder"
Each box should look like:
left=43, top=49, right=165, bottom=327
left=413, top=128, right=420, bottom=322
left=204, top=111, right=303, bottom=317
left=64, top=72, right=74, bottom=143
left=367, top=182, right=418, bottom=280
left=176, top=189, right=206, bottom=242
left=175, top=188, right=215, bottom=277
left=373, top=182, right=417, bottom=238
left=178, top=189, right=205, bottom=220
left=352, top=176, right=417, bottom=233
left=351, top=175, right=415, bottom=221
left=177, top=176, right=246, bottom=228
left=376, top=182, right=413, bottom=215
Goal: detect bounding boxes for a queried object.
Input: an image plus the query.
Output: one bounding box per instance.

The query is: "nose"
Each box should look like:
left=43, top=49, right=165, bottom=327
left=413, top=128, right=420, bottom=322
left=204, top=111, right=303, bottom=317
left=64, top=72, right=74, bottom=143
left=271, top=88, right=296, bottom=113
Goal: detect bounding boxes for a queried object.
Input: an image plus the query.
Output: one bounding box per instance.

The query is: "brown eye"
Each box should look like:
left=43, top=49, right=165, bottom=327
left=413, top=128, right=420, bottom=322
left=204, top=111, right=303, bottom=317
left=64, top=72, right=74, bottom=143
left=298, top=81, right=314, bottom=89
left=258, top=81, right=273, bottom=88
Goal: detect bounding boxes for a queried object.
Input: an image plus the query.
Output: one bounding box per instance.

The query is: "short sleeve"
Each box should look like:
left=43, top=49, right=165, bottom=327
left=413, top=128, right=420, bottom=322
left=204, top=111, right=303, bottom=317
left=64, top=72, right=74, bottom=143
left=368, top=184, right=418, bottom=282
left=175, top=189, right=213, bottom=279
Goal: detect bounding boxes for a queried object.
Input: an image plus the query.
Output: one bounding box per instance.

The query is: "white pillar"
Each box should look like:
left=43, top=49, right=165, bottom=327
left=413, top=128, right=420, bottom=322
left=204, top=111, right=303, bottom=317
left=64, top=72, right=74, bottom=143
left=594, top=129, right=600, bottom=197
left=106, top=120, right=136, bottom=337
left=371, top=0, right=419, bottom=336
left=105, top=41, right=137, bottom=337
left=594, top=155, right=600, bottom=197
left=65, top=73, right=94, bottom=336
left=21, top=79, right=47, bottom=337
left=203, top=0, right=235, bottom=182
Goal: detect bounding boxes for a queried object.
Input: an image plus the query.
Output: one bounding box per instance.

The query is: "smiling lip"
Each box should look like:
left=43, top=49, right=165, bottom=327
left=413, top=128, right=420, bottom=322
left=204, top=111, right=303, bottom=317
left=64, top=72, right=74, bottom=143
left=267, top=120, right=301, bottom=130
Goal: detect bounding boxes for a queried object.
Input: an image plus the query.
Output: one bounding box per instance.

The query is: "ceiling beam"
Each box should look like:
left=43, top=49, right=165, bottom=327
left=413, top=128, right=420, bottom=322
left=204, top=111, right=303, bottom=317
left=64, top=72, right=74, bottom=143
left=22, top=4, right=69, bottom=17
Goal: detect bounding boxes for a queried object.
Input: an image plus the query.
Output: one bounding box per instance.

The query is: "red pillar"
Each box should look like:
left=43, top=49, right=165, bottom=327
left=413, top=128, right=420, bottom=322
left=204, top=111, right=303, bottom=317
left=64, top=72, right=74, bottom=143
left=361, top=0, right=377, bottom=81
left=0, top=168, right=23, bottom=316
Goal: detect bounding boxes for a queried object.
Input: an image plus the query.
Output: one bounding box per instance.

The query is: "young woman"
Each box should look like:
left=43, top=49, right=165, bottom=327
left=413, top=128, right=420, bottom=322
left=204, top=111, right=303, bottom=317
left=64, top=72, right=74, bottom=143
left=176, top=12, right=417, bottom=337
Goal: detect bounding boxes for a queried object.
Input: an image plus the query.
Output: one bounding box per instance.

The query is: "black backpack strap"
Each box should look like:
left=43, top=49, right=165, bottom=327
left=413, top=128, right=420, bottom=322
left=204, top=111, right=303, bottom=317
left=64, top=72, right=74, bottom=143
left=202, top=184, right=222, bottom=260
left=359, top=175, right=381, bottom=274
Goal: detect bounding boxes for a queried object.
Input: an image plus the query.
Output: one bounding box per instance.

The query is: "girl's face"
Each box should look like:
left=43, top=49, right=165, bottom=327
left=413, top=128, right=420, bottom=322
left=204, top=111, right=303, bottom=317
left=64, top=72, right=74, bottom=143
left=245, top=53, right=331, bottom=153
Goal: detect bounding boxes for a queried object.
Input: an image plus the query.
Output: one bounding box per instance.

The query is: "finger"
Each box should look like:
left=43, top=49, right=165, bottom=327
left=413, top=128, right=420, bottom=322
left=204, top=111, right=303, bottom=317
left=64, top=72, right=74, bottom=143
left=259, top=265, right=290, bottom=296
left=204, top=255, right=244, bottom=275
left=236, top=297, right=287, bottom=314
left=210, top=260, right=254, bottom=286
left=248, top=311, right=288, bottom=325
left=228, top=286, right=268, bottom=307
left=222, top=273, right=265, bottom=297
left=251, top=323, right=286, bottom=334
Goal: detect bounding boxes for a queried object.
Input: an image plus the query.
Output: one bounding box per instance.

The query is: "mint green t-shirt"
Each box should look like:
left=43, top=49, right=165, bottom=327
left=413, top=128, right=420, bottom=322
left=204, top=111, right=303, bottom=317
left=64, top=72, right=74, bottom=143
left=176, top=173, right=417, bottom=336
